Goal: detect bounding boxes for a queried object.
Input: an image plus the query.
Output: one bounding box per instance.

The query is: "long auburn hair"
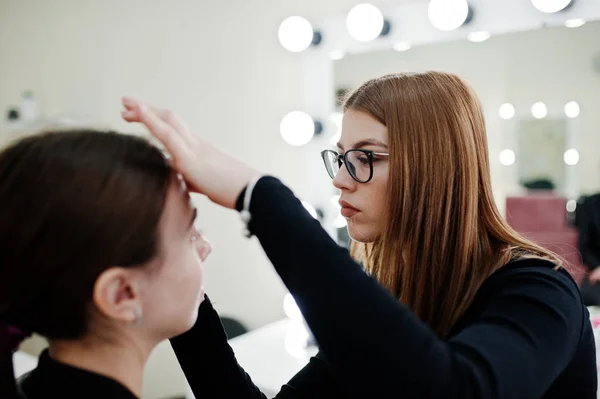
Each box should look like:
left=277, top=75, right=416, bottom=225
left=346, top=72, right=561, bottom=338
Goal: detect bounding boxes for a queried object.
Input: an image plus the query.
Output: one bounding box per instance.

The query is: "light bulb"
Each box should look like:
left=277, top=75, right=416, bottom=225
left=301, top=201, right=318, bottom=219
left=498, top=103, right=515, bottom=120
left=531, top=102, right=548, bottom=119
left=531, top=0, right=573, bottom=14
left=346, top=3, right=385, bottom=42
left=393, top=41, right=411, bottom=51
left=564, top=101, right=580, bottom=118
left=330, top=50, right=345, bottom=60
left=334, top=214, right=348, bottom=228
left=499, top=149, right=516, bottom=166
left=283, top=293, right=304, bottom=323
left=329, top=112, right=343, bottom=146
left=278, top=16, right=314, bottom=52
left=280, top=111, right=315, bottom=146
left=565, top=18, right=586, bottom=28
left=566, top=199, right=577, bottom=212
left=564, top=149, right=579, bottom=166
left=330, top=194, right=341, bottom=208
left=467, top=31, right=491, bottom=42
left=428, top=0, right=470, bottom=32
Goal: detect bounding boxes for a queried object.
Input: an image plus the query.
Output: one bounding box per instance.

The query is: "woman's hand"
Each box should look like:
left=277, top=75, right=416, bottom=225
left=121, top=97, right=261, bottom=209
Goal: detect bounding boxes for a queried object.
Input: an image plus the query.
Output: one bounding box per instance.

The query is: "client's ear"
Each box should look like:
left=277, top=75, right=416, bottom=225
left=92, top=267, right=143, bottom=324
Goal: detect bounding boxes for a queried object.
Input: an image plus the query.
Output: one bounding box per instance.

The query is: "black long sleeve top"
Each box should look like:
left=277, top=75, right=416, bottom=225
left=171, top=176, right=597, bottom=399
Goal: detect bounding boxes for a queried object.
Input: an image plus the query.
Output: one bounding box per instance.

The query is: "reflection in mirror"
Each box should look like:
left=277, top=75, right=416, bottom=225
left=518, top=119, right=567, bottom=193
left=334, top=21, right=600, bottom=214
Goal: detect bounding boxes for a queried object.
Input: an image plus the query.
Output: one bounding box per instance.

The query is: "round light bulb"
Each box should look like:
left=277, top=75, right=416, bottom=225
left=565, top=18, right=586, bottom=28
left=531, top=102, right=548, bottom=119
left=329, top=112, right=343, bottom=146
left=564, top=149, right=579, bottom=166
left=566, top=199, right=577, bottom=213
left=467, top=31, right=491, bottom=42
left=531, top=0, right=573, bottom=14
left=330, top=50, right=345, bottom=60
left=278, top=16, right=314, bottom=52
left=393, top=41, right=411, bottom=51
left=499, top=149, right=516, bottom=166
left=334, top=214, right=348, bottom=228
left=564, top=101, right=580, bottom=118
left=346, top=3, right=385, bottom=42
left=330, top=194, right=341, bottom=208
left=498, top=103, right=515, bottom=120
left=280, top=111, right=315, bottom=146
left=301, top=201, right=318, bottom=219
left=283, top=293, right=304, bottom=323
left=428, top=0, right=470, bottom=32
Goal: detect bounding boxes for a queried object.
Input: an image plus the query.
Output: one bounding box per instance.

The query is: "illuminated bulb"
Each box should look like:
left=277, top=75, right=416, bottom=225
left=428, top=0, right=470, bottom=32
left=329, top=113, right=343, bottom=146
left=280, top=111, right=315, bottom=146
left=564, top=149, right=579, bottom=166
left=499, top=149, right=516, bottom=166
left=467, top=31, right=491, bottom=42
left=564, top=101, right=580, bottom=118
left=531, top=102, right=548, bottom=119
left=301, top=201, right=318, bottom=219
left=283, top=293, right=304, bottom=323
left=330, top=194, right=341, bottom=208
left=531, top=0, right=573, bottom=14
left=393, top=41, right=411, bottom=51
left=565, top=18, right=586, bottom=28
left=278, top=16, right=314, bottom=52
left=347, top=3, right=385, bottom=42
left=498, top=103, right=515, bottom=120
left=334, top=214, right=348, bottom=228
left=330, top=50, right=345, bottom=60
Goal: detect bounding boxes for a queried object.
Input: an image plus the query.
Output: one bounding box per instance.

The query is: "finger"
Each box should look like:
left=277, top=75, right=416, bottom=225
left=122, top=97, right=193, bottom=144
left=121, top=110, right=140, bottom=122
left=135, top=104, right=189, bottom=161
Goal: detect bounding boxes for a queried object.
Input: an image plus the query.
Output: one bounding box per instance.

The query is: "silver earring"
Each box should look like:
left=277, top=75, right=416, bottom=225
left=134, top=306, right=144, bottom=326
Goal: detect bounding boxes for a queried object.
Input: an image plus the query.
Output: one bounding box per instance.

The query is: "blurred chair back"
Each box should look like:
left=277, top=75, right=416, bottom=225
left=220, top=317, right=249, bottom=340
left=506, top=193, right=584, bottom=283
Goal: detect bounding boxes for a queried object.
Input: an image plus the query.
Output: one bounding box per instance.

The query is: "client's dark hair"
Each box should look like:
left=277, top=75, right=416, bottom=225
left=0, top=130, right=171, bottom=397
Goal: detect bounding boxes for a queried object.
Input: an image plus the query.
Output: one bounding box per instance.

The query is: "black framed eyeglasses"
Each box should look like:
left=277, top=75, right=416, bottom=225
left=321, top=149, right=389, bottom=183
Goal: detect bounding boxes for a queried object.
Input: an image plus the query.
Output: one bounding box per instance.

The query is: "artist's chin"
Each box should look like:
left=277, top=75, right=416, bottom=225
left=346, top=224, right=379, bottom=244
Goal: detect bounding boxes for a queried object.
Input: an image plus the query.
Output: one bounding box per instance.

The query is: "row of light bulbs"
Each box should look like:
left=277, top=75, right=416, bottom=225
left=499, top=148, right=580, bottom=166
left=498, top=101, right=581, bottom=120
left=279, top=0, right=581, bottom=53
left=280, top=99, right=582, bottom=147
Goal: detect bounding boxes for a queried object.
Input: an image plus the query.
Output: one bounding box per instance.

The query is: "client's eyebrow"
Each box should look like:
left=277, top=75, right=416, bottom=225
left=337, top=139, right=388, bottom=151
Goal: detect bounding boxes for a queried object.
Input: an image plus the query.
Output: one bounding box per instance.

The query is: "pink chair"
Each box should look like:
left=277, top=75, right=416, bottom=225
left=506, top=194, right=585, bottom=283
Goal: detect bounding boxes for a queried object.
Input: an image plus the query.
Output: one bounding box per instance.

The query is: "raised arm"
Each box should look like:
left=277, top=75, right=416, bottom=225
left=238, top=177, right=586, bottom=398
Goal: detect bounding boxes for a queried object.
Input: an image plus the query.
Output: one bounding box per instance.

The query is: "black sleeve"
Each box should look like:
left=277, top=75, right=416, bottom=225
left=237, top=176, right=586, bottom=398
left=170, top=296, right=267, bottom=399
left=576, top=198, right=600, bottom=270
left=170, top=296, right=342, bottom=398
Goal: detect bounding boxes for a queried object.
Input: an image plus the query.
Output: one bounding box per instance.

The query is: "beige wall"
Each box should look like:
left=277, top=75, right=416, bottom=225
left=1, top=0, right=421, bottom=397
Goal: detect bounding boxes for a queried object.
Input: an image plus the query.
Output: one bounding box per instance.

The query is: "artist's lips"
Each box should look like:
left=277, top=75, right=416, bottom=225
left=339, top=200, right=359, bottom=217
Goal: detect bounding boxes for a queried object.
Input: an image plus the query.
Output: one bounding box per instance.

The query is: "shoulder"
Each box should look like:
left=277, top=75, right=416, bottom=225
left=477, top=258, right=584, bottom=323
left=485, top=258, right=580, bottom=298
